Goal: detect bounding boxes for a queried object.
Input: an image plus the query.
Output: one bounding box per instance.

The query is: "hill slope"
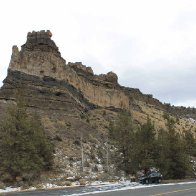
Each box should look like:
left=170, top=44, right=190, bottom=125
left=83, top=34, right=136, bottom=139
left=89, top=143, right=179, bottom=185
left=0, top=30, right=196, bottom=180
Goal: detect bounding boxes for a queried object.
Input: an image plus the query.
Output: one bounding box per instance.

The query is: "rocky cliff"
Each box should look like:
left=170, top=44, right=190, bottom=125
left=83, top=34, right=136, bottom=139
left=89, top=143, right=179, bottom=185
left=9, top=30, right=128, bottom=109
left=1, top=30, right=196, bottom=180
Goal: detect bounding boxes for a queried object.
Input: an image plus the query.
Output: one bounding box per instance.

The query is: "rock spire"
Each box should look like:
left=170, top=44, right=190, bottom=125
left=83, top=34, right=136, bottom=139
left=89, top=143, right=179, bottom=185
left=21, top=30, right=61, bottom=56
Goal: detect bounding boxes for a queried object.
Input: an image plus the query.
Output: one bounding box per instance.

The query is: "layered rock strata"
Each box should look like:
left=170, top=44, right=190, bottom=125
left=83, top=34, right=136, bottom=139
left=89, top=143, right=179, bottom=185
left=8, top=30, right=129, bottom=110
left=1, top=30, right=196, bottom=178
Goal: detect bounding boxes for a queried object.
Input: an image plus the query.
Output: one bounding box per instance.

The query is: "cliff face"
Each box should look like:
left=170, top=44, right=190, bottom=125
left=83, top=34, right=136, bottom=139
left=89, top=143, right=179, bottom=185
left=1, top=30, right=196, bottom=178
left=9, top=30, right=129, bottom=109
left=2, top=30, right=196, bottom=132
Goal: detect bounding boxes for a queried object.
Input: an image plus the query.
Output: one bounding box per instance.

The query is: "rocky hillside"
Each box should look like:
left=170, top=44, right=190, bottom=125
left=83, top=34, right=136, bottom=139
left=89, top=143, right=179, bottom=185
left=0, top=30, right=196, bottom=180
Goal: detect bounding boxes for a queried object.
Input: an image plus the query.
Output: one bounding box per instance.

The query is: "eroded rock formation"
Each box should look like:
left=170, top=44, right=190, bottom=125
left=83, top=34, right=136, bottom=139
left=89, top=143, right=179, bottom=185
left=2, top=30, right=196, bottom=128
left=8, top=30, right=129, bottom=109
left=1, top=30, right=196, bottom=179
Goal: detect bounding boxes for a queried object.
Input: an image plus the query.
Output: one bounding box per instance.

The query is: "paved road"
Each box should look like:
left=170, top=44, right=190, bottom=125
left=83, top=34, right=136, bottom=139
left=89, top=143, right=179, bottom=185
left=3, top=182, right=196, bottom=196
left=86, top=183, right=196, bottom=196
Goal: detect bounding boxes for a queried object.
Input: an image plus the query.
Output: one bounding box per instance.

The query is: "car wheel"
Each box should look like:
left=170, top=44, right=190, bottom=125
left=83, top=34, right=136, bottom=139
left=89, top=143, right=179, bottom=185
left=158, top=178, right=161, bottom=183
left=145, top=179, right=149, bottom=184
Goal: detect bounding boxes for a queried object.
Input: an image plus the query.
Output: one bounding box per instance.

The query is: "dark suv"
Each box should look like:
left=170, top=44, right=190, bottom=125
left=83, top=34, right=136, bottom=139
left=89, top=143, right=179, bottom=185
left=139, top=170, right=162, bottom=184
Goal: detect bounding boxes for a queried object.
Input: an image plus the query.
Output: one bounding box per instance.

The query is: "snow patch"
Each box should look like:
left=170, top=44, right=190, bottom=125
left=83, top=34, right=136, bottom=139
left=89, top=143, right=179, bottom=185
left=188, top=118, right=196, bottom=123
left=63, top=181, right=196, bottom=196
left=0, top=187, right=21, bottom=193
left=1, top=181, right=196, bottom=195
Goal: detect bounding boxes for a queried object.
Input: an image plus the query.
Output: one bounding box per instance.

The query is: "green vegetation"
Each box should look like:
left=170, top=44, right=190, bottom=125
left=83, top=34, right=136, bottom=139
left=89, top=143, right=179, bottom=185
left=134, top=117, right=157, bottom=173
left=0, top=99, right=54, bottom=184
left=109, top=110, right=136, bottom=174
left=110, top=110, right=196, bottom=179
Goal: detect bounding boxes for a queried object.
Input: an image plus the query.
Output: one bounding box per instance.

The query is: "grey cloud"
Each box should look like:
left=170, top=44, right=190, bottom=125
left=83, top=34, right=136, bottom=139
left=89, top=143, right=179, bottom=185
left=1, top=0, right=196, bottom=107
left=119, top=59, right=196, bottom=106
left=172, top=11, right=196, bottom=31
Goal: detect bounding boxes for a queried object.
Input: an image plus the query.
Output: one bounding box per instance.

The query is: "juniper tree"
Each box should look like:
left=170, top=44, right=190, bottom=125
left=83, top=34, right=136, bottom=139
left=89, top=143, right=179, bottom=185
left=109, top=110, right=138, bottom=175
left=0, top=98, right=54, bottom=183
left=134, top=117, right=157, bottom=173
left=156, top=117, right=191, bottom=179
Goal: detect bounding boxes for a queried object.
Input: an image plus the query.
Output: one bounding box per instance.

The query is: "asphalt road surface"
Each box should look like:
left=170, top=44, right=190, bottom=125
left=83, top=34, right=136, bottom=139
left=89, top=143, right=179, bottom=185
left=3, top=182, right=196, bottom=196
left=86, top=183, right=196, bottom=196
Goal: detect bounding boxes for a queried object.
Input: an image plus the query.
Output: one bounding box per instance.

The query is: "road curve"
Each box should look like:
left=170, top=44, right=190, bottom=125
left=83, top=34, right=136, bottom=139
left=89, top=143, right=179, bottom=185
left=4, top=181, right=196, bottom=196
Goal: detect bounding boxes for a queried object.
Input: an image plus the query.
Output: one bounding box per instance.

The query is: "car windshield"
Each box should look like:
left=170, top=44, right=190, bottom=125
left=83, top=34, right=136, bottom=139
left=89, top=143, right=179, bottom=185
left=149, top=172, right=160, bottom=177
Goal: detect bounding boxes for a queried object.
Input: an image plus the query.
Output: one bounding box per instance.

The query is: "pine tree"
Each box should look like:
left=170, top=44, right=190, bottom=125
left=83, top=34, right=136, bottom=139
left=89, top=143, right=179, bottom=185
left=156, top=128, right=170, bottom=176
left=157, top=117, right=191, bottom=179
left=109, top=110, right=137, bottom=175
left=183, top=129, right=196, bottom=157
left=0, top=99, right=54, bottom=183
left=134, top=117, right=157, bottom=172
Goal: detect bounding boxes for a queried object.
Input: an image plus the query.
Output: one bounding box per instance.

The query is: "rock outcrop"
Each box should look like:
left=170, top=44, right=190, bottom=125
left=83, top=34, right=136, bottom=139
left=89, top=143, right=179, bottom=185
left=1, top=30, right=196, bottom=179
left=2, top=30, right=196, bottom=132
left=8, top=30, right=129, bottom=109
left=22, top=30, right=60, bottom=54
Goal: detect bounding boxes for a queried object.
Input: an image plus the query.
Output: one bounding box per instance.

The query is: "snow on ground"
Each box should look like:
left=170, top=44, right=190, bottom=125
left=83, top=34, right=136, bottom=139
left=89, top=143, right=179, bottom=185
left=188, top=118, right=196, bottom=123
left=0, top=187, right=21, bottom=193
left=0, top=181, right=196, bottom=195
left=64, top=181, right=196, bottom=196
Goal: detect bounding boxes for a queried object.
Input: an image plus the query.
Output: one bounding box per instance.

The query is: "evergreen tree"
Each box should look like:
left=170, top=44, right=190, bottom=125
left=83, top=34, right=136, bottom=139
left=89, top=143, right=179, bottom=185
left=183, top=129, right=196, bottom=157
left=166, top=129, right=189, bottom=179
left=157, top=117, right=191, bottom=179
left=109, top=110, right=137, bottom=175
left=156, top=128, right=170, bottom=176
left=0, top=99, right=54, bottom=183
left=110, top=110, right=194, bottom=179
left=134, top=118, right=157, bottom=172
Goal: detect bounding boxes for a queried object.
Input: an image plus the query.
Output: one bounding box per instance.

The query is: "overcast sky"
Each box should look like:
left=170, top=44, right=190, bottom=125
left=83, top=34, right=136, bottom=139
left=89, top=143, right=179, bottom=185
left=1, top=0, right=196, bottom=107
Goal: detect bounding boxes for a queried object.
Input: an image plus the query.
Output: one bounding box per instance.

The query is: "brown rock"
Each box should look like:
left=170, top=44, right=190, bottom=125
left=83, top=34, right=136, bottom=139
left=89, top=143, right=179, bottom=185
left=22, top=30, right=61, bottom=55
left=1, top=30, right=196, bottom=181
left=106, top=71, right=118, bottom=83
